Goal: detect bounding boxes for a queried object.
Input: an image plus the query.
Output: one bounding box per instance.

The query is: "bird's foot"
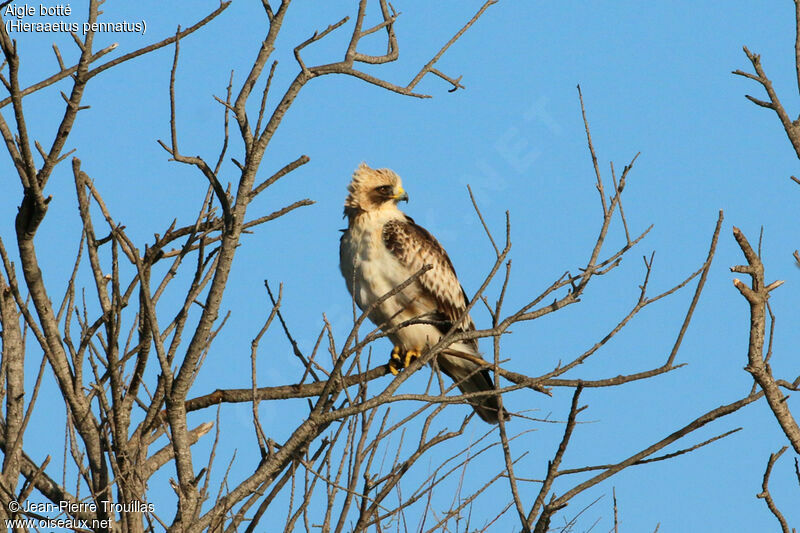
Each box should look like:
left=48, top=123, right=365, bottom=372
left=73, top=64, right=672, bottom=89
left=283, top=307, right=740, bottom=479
left=388, top=347, right=421, bottom=375
left=389, top=346, right=403, bottom=375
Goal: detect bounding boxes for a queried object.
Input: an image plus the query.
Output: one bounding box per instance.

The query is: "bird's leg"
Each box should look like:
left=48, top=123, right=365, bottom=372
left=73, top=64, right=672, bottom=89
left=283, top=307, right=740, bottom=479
left=388, top=346, right=421, bottom=375
left=389, top=345, right=404, bottom=375
left=404, top=349, right=420, bottom=368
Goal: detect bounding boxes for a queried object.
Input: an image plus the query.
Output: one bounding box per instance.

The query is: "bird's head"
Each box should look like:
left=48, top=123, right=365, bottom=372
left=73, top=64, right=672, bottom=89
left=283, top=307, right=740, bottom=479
left=344, top=162, right=408, bottom=217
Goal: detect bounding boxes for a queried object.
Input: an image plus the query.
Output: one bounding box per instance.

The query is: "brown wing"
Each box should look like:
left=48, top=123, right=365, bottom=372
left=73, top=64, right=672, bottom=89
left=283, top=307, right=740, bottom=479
left=383, top=216, right=508, bottom=423
left=382, top=216, right=475, bottom=338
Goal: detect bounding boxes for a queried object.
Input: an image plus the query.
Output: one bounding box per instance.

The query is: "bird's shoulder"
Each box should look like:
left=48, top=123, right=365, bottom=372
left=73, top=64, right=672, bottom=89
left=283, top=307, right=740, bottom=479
left=381, top=215, right=471, bottom=319
left=381, top=215, right=455, bottom=271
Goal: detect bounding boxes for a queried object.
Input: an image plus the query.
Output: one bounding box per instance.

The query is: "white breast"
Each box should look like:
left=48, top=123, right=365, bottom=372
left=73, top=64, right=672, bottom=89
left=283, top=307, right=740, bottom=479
left=340, top=210, right=442, bottom=350
left=341, top=210, right=407, bottom=311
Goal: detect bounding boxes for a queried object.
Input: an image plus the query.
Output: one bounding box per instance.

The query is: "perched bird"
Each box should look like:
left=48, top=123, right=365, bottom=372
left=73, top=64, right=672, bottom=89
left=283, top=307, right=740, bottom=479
left=339, top=163, right=508, bottom=423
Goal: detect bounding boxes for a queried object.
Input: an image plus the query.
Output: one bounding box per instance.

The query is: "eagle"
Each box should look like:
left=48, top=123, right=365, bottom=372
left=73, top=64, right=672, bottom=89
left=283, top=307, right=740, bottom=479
left=339, top=163, right=508, bottom=423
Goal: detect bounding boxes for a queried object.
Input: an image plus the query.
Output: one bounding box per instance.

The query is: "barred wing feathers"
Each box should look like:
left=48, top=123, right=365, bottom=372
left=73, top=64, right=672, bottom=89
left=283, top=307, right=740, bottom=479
left=381, top=216, right=475, bottom=338
left=382, top=216, right=507, bottom=423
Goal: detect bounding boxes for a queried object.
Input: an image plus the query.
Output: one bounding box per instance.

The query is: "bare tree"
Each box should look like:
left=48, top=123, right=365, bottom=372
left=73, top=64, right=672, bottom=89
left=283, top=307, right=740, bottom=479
left=0, top=2, right=790, bottom=532
left=730, top=2, right=800, bottom=531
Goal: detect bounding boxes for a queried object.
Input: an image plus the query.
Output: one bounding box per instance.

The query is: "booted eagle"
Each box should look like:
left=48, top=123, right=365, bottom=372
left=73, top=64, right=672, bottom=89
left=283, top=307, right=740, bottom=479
left=339, top=163, right=508, bottom=423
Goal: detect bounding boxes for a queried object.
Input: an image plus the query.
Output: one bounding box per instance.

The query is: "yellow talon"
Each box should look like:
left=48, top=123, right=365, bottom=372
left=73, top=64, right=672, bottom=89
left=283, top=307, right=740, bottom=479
left=388, top=346, right=422, bottom=375
left=404, top=349, right=420, bottom=367
left=389, top=346, right=403, bottom=375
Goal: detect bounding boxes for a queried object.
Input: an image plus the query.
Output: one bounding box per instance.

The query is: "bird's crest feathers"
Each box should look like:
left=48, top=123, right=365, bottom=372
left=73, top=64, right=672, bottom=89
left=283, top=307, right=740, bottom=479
left=344, top=162, right=404, bottom=217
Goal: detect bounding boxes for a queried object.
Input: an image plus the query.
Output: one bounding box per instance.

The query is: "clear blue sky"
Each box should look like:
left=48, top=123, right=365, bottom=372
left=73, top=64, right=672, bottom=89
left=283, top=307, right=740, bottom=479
left=1, top=1, right=799, bottom=531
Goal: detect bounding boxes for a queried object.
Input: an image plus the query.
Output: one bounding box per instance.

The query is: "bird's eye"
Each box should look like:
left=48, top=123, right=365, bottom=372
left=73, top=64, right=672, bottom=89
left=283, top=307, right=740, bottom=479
left=375, top=185, right=393, bottom=195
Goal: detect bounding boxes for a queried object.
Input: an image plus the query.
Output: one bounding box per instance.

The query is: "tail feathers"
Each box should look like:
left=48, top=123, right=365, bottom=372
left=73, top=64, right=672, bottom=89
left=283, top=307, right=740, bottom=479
left=438, top=353, right=508, bottom=424
left=458, top=369, right=509, bottom=423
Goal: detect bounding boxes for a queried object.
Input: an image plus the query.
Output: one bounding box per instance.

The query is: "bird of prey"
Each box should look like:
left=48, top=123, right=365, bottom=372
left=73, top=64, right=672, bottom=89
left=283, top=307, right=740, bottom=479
left=339, top=163, right=508, bottom=423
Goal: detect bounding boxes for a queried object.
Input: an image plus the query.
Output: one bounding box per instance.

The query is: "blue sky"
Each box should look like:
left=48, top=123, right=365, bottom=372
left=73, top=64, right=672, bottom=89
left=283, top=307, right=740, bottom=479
left=2, top=1, right=799, bottom=531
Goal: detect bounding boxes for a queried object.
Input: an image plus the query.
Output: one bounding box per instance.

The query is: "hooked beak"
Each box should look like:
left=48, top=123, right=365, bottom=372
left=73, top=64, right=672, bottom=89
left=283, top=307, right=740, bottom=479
left=393, top=186, right=409, bottom=203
